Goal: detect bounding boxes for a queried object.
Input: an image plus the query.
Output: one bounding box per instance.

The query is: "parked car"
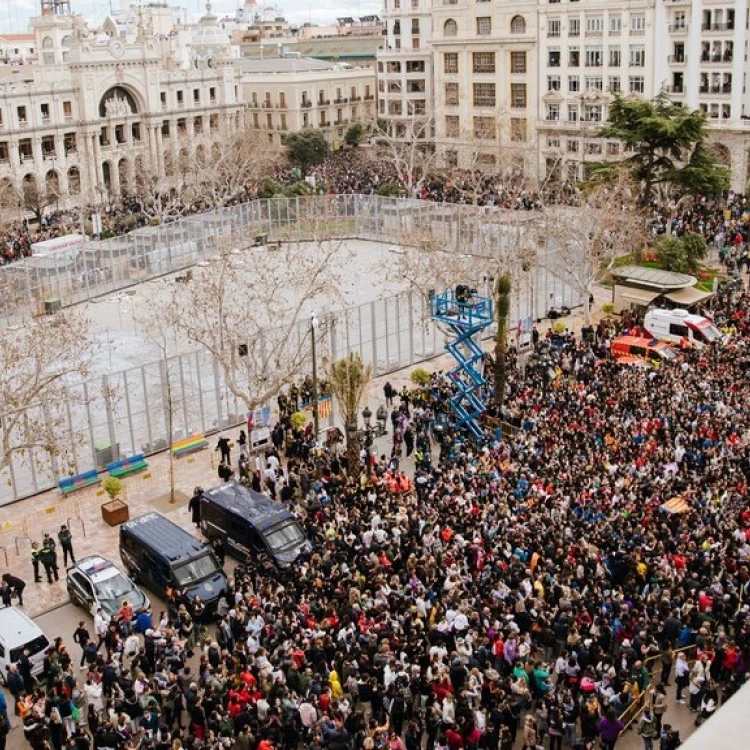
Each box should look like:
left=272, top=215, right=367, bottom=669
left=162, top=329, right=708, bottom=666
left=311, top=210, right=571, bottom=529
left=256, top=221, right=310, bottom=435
left=67, top=555, right=150, bottom=617
left=0, top=607, right=50, bottom=685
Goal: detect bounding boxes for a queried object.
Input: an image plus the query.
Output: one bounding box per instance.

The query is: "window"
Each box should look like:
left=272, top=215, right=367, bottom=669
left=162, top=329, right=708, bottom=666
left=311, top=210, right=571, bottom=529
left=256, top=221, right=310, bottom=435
left=585, top=76, right=603, bottom=90
left=279, top=92, right=286, bottom=107
left=629, top=45, right=645, bottom=67
left=569, top=47, right=580, bottom=67
left=568, top=104, right=579, bottom=122
left=511, top=51, right=526, bottom=73
left=193, top=89, right=200, bottom=103
left=567, top=139, right=579, bottom=153
left=473, top=83, right=496, bottom=107
left=584, top=104, right=602, bottom=122
left=444, top=53, right=458, bottom=74
left=445, top=82, right=459, bottom=105
left=393, top=20, right=401, bottom=35
left=511, top=83, right=527, bottom=107
left=568, top=76, right=580, bottom=93
left=445, top=115, right=460, bottom=138
left=411, top=18, right=419, bottom=34
left=630, top=13, right=645, bottom=34
left=473, top=52, right=495, bottom=73
left=406, top=60, right=425, bottom=73
left=586, top=15, right=603, bottom=35
left=607, top=142, right=620, bottom=156
left=546, top=104, right=559, bottom=121
left=586, top=142, right=603, bottom=155
left=0, top=142, right=8, bottom=162
left=131, top=123, right=141, bottom=141
left=569, top=18, right=580, bottom=37
left=17, top=105, right=26, bottom=123
left=473, top=116, right=495, bottom=139
left=609, top=46, right=621, bottom=67
left=476, top=17, right=491, bottom=35
left=510, top=15, right=526, bottom=34
left=62, top=100, right=72, bottom=119
left=547, top=76, right=561, bottom=91
left=444, top=19, right=457, bottom=36
left=210, top=87, right=216, bottom=102
left=585, top=46, right=603, bottom=67
left=629, top=76, right=645, bottom=93
left=547, top=137, right=560, bottom=148
left=548, top=19, right=561, bottom=38
left=609, top=76, right=621, bottom=92
left=511, top=117, right=527, bottom=141
left=41, top=103, right=50, bottom=120
left=548, top=47, right=561, bottom=67
left=610, top=14, right=622, bottom=34
left=407, top=80, right=425, bottom=93
left=177, top=90, right=184, bottom=104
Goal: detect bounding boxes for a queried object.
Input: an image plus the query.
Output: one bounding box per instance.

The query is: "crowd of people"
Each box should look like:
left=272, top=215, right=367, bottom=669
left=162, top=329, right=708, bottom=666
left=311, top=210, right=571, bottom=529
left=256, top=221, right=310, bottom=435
left=3, top=278, right=750, bottom=750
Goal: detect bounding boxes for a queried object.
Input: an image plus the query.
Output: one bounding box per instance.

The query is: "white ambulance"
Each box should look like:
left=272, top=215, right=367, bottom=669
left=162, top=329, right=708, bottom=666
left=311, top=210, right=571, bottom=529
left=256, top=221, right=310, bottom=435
left=643, top=309, right=724, bottom=349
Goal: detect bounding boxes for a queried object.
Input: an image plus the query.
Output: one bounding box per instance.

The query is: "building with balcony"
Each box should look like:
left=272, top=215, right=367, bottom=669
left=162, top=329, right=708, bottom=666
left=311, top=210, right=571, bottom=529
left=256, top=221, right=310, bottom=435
left=377, top=0, right=433, bottom=141
left=0, top=3, right=244, bottom=212
left=431, top=2, right=538, bottom=175
left=240, top=57, right=376, bottom=146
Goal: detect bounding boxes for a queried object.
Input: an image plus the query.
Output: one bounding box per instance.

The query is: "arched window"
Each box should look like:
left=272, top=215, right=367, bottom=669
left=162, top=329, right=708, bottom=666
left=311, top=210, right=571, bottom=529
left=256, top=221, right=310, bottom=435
left=61, top=35, right=72, bottom=48
left=444, top=19, right=458, bottom=37
left=42, top=36, right=54, bottom=49
left=510, top=15, right=526, bottom=34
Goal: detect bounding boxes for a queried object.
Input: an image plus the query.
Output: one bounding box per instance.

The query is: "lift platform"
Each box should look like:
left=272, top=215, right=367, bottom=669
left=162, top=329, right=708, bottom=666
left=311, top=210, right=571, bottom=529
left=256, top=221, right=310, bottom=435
left=430, top=288, right=493, bottom=440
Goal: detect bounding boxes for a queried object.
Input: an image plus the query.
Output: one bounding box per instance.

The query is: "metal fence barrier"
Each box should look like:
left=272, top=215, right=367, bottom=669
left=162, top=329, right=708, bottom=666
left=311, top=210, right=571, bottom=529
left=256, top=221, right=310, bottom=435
left=0, top=196, right=583, bottom=505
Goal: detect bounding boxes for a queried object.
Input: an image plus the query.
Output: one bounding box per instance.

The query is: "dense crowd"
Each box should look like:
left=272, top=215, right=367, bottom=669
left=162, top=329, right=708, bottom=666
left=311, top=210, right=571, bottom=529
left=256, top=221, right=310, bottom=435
left=3, top=278, right=750, bottom=750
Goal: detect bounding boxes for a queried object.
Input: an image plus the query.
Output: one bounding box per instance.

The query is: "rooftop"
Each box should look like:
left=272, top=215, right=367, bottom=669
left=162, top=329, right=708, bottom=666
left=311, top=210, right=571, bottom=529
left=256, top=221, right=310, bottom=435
left=610, top=265, right=698, bottom=291
left=239, top=56, right=350, bottom=74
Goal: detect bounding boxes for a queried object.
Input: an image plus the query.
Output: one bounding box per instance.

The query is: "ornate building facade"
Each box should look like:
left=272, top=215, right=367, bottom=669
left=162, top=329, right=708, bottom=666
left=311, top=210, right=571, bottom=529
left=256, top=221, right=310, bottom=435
left=0, top=4, right=244, bottom=212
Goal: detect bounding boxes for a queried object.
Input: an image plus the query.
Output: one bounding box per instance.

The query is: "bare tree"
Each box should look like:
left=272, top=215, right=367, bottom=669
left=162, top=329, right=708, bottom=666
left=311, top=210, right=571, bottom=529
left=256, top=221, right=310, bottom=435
left=374, top=112, right=440, bottom=198
left=152, top=236, right=347, bottom=417
left=540, top=173, right=649, bottom=324
left=0, top=308, right=94, bottom=479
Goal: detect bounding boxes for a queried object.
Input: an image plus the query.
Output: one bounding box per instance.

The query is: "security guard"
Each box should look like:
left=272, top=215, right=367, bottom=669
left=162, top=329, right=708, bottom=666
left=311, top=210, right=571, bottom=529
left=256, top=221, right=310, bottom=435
left=30, top=541, right=41, bottom=583
left=39, top=538, right=59, bottom=583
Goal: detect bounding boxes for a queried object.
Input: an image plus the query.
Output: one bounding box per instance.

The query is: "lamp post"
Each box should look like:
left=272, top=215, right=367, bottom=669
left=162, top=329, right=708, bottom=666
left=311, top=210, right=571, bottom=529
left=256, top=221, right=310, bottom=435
left=310, top=313, right=320, bottom=441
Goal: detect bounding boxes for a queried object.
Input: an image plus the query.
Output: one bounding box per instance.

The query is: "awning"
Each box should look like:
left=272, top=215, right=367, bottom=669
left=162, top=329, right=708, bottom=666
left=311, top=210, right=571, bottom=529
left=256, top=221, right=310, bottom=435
left=618, top=287, right=661, bottom=306
left=662, top=287, right=714, bottom=306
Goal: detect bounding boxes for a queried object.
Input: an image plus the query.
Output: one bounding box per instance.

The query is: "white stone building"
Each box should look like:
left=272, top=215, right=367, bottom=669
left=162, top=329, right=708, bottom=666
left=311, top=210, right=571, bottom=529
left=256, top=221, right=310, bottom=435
left=0, top=4, right=243, bottom=211
left=376, top=0, right=750, bottom=190
left=377, top=0, right=433, bottom=140
left=241, top=57, right=376, bottom=147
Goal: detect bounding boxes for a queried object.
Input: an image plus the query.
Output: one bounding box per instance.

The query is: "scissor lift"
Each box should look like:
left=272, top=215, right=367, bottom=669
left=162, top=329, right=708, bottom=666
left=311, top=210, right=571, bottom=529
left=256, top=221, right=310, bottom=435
left=430, top=288, right=493, bottom=441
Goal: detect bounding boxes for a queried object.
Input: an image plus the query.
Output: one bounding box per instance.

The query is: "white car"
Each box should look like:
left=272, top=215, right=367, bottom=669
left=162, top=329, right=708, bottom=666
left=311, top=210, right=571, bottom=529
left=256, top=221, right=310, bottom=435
left=66, top=555, right=150, bottom=618
left=0, top=607, right=50, bottom=685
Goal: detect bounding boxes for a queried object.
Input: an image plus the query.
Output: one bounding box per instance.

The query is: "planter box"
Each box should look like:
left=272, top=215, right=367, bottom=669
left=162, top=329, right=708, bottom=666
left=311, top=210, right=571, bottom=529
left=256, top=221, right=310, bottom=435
left=101, top=498, right=129, bottom=526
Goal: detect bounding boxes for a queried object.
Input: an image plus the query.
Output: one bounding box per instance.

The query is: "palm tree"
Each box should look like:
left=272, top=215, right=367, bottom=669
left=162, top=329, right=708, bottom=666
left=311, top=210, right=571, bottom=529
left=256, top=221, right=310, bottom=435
left=327, top=353, right=372, bottom=479
left=493, top=274, right=512, bottom=406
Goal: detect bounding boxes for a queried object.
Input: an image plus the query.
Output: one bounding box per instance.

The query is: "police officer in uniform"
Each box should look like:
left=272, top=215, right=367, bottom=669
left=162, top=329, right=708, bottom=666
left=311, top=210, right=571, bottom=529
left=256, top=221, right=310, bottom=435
left=39, top=538, right=59, bottom=583
left=30, top=541, right=41, bottom=583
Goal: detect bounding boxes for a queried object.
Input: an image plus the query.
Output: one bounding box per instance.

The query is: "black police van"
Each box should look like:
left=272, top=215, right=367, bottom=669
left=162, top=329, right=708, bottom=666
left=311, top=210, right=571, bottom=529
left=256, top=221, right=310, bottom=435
left=199, top=482, right=312, bottom=570
left=119, top=512, right=227, bottom=612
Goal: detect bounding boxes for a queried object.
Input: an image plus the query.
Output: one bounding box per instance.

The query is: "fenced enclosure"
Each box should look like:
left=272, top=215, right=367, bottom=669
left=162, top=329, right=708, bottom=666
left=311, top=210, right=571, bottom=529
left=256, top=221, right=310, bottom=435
left=0, top=195, right=584, bottom=505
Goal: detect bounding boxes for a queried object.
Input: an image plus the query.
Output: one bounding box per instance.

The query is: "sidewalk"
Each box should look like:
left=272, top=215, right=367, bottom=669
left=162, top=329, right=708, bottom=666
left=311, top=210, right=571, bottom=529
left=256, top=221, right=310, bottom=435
left=0, top=288, right=607, bottom=618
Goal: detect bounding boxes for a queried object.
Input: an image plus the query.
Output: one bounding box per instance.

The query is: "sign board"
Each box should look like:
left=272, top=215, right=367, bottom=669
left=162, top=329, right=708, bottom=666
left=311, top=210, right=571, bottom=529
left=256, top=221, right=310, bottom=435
left=30, top=233, right=85, bottom=257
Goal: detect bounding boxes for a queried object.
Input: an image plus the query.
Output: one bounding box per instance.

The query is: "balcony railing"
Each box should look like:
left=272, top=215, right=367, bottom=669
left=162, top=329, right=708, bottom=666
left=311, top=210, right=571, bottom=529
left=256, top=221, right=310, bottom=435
left=664, top=85, right=684, bottom=93
left=668, top=55, right=686, bottom=63
left=301, top=100, right=312, bottom=108
left=364, top=94, right=374, bottom=100
left=668, top=23, right=688, bottom=33
left=702, top=22, right=733, bottom=31
left=333, top=97, right=348, bottom=104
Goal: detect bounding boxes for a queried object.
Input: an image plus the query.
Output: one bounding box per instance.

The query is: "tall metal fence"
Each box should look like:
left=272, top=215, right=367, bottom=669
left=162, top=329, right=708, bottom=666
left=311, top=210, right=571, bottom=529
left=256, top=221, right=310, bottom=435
left=0, top=196, right=583, bottom=505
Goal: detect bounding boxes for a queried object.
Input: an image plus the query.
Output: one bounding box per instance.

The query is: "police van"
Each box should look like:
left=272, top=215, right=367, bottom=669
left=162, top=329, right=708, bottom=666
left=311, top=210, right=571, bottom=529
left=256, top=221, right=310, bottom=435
left=119, top=513, right=227, bottom=612
left=199, top=482, right=312, bottom=571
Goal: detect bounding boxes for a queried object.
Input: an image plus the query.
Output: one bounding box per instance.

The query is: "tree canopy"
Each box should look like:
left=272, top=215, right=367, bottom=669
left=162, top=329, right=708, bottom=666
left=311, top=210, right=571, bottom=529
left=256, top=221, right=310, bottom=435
left=598, top=93, right=729, bottom=204
left=285, top=129, right=329, bottom=173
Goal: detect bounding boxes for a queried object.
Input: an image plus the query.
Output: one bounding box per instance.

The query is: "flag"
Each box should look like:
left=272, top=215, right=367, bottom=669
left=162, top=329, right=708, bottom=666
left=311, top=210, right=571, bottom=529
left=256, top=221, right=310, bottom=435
left=661, top=496, right=689, bottom=514
left=303, top=395, right=332, bottom=419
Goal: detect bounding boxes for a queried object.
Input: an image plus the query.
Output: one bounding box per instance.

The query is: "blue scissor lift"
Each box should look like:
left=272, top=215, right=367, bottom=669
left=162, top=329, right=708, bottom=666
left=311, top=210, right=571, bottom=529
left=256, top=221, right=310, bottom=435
left=430, top=288, right=494, bottom=441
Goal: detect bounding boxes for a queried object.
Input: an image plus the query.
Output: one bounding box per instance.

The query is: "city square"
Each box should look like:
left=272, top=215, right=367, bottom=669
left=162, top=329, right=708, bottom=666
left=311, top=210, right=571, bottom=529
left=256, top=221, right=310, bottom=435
left=1, top=2, right=750, bottom=750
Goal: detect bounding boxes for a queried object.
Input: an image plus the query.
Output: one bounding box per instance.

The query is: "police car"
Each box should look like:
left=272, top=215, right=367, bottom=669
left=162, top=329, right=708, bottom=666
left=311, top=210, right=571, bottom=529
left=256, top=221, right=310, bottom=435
left=66, top=555, right=150, bottom=617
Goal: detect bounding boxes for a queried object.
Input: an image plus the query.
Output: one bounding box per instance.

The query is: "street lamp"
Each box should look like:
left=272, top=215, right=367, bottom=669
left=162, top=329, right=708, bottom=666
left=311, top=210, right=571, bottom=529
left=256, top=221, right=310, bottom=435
left=310, top=312, right=320, bottom=442
left=362, top=406, right=372, bottom=428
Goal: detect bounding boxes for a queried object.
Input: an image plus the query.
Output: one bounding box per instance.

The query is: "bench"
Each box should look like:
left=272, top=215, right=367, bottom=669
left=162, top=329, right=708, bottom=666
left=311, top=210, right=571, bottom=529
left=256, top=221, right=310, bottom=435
left=58, top=469, right=101, bottom=495
left=107, top=453, right=148, bottom=478
left=171, top=434, right=208, bottom=458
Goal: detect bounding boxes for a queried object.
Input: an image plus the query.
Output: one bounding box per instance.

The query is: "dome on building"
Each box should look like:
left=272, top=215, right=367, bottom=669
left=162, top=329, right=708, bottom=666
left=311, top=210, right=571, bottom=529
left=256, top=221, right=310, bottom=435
left=191, top=2, right=230, bottom=56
